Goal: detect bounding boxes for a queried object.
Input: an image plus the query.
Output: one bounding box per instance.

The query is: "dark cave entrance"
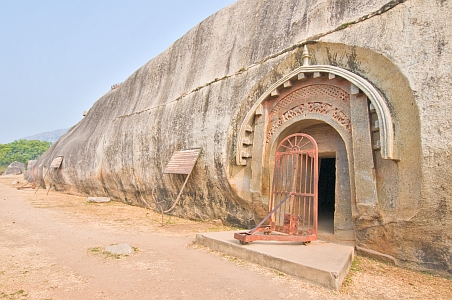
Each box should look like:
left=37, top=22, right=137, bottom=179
left=318, top=157, right=336, bottom=234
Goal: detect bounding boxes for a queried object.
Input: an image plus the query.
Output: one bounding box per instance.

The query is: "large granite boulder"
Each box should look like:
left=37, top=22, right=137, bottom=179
left=32, top=0, right=452, bottom=276
left=4, top=161, right=25, bottom=175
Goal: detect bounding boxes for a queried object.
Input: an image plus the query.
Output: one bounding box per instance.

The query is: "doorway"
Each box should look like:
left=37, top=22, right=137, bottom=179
left=270, top=133, right=319, bottom=238
left=318, top=157, right=336, bottom=234
left=264, top=122, right=352, bottom=240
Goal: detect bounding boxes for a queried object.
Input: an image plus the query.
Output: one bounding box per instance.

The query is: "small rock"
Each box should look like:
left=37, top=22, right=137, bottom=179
left=87, top=197, right=111, bottom=203
left=104, top=243, right=134, bottom=255
left=211, top=219, right=223, bottom=226
left=12, top=180, right=19, bottom=185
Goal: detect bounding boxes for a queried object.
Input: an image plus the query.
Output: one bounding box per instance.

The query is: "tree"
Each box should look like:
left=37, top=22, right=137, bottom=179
left=0, top=140, right=52, bottom=169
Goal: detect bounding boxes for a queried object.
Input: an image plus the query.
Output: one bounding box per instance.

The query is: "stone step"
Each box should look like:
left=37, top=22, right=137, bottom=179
left=195, top=231, right=354, bottom=290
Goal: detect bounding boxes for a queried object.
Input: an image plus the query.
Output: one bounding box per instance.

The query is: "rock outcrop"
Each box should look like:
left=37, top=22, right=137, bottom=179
left=4, top=161, right=25, bottom=175
left=33, top=0, right=452, bottom=276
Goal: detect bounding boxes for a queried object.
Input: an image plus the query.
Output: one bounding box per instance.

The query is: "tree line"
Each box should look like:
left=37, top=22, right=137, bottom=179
left=0, top=140, right=51, bottom=171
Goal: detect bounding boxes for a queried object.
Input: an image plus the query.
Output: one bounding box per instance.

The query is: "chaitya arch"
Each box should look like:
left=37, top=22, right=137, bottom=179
left=233, top=46, right=400, bottom=239
left=236, top=46, right=397, bottom=167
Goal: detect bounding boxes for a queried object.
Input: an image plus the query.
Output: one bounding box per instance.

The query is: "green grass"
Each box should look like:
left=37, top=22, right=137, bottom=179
left=343, top=256, right=362, bottom=286
left=88, top=246, right=120, bottom=259
left=350, top=256, right=362, bottom=272
left=271, top=270, right=286, bottom=277
left=337, top=22, right=353, bottom=30
left=0, top=289, right=29, bottom=299
left=88, top=246, right=137, bottom=259
left=103, top=251, right=121, bottom=259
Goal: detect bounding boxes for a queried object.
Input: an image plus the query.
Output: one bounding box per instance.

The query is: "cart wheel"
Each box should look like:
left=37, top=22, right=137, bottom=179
left=239, top=240, right=249, bottom=245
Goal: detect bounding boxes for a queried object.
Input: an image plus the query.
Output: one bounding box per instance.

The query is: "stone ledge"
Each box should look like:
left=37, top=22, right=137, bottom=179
left=195, top=231, right=355, bottom=290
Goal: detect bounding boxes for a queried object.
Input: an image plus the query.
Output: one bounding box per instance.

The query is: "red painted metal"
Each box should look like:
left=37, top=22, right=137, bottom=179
left=234, top=133, right=318, bottom=244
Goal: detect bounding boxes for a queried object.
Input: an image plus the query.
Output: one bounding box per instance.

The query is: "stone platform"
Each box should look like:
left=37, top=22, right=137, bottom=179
left=195, top=231, right=355, bottom=290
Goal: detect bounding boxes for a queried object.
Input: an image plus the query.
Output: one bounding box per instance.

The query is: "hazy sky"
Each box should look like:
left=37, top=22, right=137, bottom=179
left=0, top=0, right=236, bottom=144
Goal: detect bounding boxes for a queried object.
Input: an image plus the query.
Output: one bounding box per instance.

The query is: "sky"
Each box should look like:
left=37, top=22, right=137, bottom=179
left=0, top=0, right=236, bottom=144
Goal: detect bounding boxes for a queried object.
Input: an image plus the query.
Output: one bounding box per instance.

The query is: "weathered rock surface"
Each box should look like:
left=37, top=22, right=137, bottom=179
left=4, top=161, right=25, bottom=175
left=32, top=0, right=451, bottom=276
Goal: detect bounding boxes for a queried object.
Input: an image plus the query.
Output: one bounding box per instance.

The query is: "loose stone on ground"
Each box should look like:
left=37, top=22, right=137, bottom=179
left=87, top=197, right=111, bottom=203
left=104, top=243, right=134, bottom=255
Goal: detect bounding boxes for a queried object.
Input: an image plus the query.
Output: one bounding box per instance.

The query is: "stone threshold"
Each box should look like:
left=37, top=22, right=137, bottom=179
left=195, top=231, right=355, bottom=290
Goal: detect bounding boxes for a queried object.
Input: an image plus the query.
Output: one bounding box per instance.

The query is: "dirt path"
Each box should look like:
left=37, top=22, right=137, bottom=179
left=0, top=175, right=451, bottom=299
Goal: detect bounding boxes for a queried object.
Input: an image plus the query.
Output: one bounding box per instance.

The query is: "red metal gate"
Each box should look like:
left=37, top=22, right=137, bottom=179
left=234, top=133, right=318, bottom=244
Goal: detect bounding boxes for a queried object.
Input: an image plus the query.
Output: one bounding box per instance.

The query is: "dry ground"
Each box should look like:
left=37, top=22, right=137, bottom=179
left=0, top=175, right=451, bottom=299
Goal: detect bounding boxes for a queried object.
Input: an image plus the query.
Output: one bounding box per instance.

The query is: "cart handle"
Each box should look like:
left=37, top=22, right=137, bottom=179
left=248, top=193, right=293, bottom=235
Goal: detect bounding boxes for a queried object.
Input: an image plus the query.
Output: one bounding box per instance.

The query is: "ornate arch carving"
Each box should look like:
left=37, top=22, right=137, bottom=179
left=266, top=84, right=352, bottom=143
left=236, top=47, right=396, bottom=166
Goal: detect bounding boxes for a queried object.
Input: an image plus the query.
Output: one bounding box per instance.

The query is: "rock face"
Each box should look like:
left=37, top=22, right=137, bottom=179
left=33, top=0, right=452, bottom=276
left=4, top=161, right=25, bottom=175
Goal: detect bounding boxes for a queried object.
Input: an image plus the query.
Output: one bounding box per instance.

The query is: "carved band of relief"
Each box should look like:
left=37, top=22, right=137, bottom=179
left=332, top=108, right=351, bottom=132
left=266, top=102, right=351, bottom=143
left=269, top=84, right=349, bottom=120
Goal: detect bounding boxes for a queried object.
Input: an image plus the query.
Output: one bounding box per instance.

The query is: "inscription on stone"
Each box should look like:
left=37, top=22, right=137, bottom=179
left=266, top=102, right=351, bottom=143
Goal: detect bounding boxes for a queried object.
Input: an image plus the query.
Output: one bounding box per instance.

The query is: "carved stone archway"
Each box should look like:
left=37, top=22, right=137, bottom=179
left=236, top=46, right=396, bottom=166
left=235, top=46, right=398, bottom=238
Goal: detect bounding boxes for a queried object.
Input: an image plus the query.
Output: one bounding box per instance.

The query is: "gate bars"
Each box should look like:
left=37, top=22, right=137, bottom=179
left=234, top=133, right=319, bottom=244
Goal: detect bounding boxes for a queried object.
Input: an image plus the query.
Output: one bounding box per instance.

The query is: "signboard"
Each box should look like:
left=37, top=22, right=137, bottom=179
left=163, top=149, right=202, bottom=175
left=50, top=156, right=64, bottom=169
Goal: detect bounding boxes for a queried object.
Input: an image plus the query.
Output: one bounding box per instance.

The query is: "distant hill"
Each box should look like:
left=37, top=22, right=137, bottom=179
left=22, top=128, right=69, bottom=143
